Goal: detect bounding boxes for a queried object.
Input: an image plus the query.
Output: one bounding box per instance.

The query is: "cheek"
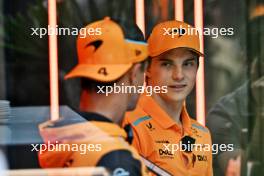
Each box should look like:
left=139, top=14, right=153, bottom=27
left=149, top=66, right=169, bottom=86
left=185, top=69, right=197, bottom=85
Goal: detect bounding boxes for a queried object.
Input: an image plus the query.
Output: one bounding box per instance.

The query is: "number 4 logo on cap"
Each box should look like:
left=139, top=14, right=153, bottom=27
left=98, top=67, right=108, bottom=76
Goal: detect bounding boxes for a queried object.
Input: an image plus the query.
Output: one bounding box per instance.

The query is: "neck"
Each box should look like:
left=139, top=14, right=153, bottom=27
left=79, top=90, right=127, bottom=125
left=152, top=93, right=184, bottom=125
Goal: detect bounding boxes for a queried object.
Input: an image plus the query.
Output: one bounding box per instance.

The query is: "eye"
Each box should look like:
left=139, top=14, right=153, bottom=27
left=161, top=62, right=172, bottom=68
left=183, top=60, right=195, bottom=67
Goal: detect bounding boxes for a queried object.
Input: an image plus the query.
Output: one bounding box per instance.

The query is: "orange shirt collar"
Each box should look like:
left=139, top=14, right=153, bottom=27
left=139, top=94, right=192, bottom=135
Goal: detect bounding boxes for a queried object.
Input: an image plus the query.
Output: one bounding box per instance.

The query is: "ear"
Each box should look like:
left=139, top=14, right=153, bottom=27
left=145, top=65, right=152, bottom=79
left=129, top=63, right=141, bottom=84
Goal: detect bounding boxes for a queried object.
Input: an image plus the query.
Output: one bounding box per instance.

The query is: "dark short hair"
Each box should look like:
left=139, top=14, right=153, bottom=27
left=81, top=78, right=114, bottom=92
left=112, top=18, right=145, bottom=42
left=117, top=19, right=149, bottom=72
left=192, top=52, right=200, bottom=67
left=140, top=57, right=151, bottom=71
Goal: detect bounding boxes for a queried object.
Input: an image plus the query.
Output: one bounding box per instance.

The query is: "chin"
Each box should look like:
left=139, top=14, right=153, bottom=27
left=161, top=91, right=187, bottom=102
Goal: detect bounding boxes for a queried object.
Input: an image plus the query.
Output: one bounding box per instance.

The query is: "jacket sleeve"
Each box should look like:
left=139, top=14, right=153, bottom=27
left=97, top=150, right=149, bottom=176
left=38, top=148, right=74, bottom=168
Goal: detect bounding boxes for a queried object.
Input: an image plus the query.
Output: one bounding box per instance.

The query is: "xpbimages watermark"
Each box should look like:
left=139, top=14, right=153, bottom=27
left=31, top=141, right=102, bottom=154
left=162, top=25, right=234, bottom=39
left=162, top=143, right=234, bottom=155
left=30, top=26, right=102, bottom=38
left=97, top=83, right=168, bottom=96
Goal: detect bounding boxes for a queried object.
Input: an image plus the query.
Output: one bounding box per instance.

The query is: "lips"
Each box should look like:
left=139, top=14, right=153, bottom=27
left=168, top=84, right=187, bottom=91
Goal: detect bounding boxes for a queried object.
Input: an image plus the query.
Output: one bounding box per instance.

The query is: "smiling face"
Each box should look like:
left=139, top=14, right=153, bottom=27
left=146, top=47, right=199, bottom=102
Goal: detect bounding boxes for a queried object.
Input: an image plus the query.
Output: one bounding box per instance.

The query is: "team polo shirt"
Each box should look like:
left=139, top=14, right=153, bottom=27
left=123, top=95, right=213, bottom=176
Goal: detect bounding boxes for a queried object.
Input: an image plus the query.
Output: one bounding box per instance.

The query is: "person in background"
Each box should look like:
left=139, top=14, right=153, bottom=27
left=207, top=4, right=264, bottom=176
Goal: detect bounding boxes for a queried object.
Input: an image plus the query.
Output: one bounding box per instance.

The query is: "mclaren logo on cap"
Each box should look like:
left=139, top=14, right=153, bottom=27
left=98, top=67, right=108, bottom=76
left=169, top=28, right=185, bottom=37
left=163, top=28, right=186, bottom=38
left=86, top=40, right=103, bottom=51
left=135, top=49, right=141, bottom=56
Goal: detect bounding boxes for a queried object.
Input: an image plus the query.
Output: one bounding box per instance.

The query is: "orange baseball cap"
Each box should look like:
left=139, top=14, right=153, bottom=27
left=147, top=20, right=203, bottom=57
left=65, top=17, right=148, bottom=82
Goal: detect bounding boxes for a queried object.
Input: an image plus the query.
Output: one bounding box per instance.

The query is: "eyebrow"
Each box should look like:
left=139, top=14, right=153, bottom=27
left=158, top=58, right=174, bottom=62
left=184, top=58, right=197, bottom=62
left=158, top=57, right=197, bottom=63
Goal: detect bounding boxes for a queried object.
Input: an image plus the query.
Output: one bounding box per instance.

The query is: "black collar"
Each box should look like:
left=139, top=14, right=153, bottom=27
left=77, top=111, right=113, bottom=123
left=78, top=111, right=133, bottom=144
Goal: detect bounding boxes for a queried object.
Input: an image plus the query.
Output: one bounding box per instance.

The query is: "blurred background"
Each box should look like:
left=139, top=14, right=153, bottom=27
left=0, top=0, right=263, bottom=175
left=0, top=0, right=249, bottom=115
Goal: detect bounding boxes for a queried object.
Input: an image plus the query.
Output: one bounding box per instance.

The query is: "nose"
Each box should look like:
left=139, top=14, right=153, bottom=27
left=172, top=66, right=184, bottom=81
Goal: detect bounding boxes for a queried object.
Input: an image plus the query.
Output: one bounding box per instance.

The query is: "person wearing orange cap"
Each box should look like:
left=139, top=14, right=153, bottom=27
left=38, top=17, right=151, bottom=175
left=123, top=20, right=213, bottom=176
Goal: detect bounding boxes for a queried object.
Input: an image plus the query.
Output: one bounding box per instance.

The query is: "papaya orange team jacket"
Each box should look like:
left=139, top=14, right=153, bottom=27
left=38, top=112, right=150, bottom=176
left=123, top=94, right=213, bottom=176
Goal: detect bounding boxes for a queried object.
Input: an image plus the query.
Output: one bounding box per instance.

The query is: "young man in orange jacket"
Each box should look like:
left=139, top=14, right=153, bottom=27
left=38, top=17, right=151, bottom=175
left=123, top=20, right=213, bottom=176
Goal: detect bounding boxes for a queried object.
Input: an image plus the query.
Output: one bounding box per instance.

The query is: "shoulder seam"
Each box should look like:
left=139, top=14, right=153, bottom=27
left=191, top=123, right=208, bottom=133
